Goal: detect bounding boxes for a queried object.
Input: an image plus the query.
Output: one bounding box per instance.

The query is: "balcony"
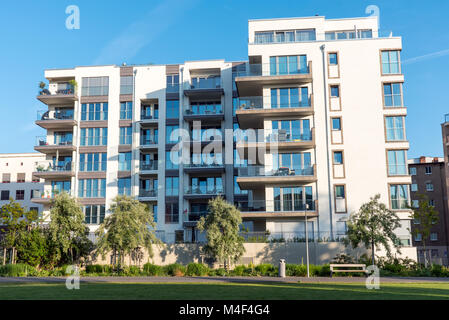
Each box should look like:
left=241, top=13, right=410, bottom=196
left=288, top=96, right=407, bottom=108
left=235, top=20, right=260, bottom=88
left=139, top=161, right=158, bottom=175
left=236, top=199, right=318, bottom=219
left=37, top=85, right=77, bottom=105
left=184, top=162, right=225, bottom=174
left=34, top=136, right=75, bottom=154
left=33, top=162, right=74, bottom=179
left=235, top=62, right=312, bottom=96
left=31, top=190, right=73, bottom=205
left=184, top=211, right=208, bottom=222
left=184, top=186, right=224, bottom=199
left=184, top=105, right=224, bottom=123
left=140, top=137, right=158, bottom=150
left=235, top=95, right=314, bottom=129
left=237, top=165, right=316, bottom=189
left=138, top=189, right=158, bottom=201
left=184, top=77, right=224, bottom=99
left=139, top=113, right=159, bottom=127
left=35, top=110, right=76, bottom=129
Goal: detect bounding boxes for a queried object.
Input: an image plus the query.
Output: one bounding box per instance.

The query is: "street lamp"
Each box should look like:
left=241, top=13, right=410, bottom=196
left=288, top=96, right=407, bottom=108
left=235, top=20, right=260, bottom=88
left=305, top=203, right=310, bottom=278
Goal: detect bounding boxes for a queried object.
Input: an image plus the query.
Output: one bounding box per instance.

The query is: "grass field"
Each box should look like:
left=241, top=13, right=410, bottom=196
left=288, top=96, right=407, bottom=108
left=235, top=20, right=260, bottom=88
left=1, top=282, right=449, bottom=300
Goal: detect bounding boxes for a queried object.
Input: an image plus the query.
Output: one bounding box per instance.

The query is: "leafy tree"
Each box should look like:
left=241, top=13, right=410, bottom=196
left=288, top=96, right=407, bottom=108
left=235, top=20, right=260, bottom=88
left=346, top=194, right=401, bottom=266
left=95, top=196, right=159, bottom=268
left=197, top=197, right=245, bottom=269
left=408, top=194, right=439, bottom=267
left=0, top=200, right=39, bottom=264
left=48, top=192, right=92, bottom=265
left=15, top=228, right=47, bottom=267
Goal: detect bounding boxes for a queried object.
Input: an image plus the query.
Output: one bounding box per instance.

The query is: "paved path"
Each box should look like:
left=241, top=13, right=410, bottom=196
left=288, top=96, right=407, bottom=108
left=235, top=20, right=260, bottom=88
left=1, top=276, right=449, bottom=284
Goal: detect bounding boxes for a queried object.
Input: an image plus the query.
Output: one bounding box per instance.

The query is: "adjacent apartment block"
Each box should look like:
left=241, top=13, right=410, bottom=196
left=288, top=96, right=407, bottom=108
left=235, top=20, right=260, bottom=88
left=32, top=15, right=415, bottom=257
left=409, top=156, right=449, bottom=265
left=0, top=153, right=46, bottom=215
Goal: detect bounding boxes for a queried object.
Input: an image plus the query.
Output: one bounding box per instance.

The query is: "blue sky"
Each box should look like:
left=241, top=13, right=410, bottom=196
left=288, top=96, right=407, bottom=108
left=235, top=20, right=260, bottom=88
left=0, top=0, right=448, bottom=158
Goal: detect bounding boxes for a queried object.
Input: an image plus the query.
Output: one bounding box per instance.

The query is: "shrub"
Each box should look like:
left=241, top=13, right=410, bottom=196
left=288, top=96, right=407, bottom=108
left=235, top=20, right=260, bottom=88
left=164, top=263, right=186, bottom=277
left=143, top=263, right=165, bottom=276
left=85, top=264, right=108, bottom=274
left=186, top=263, right=209, bottom=276
left=127, top=265, right=141, bottom=276
left=0, top=264, right=36, bottom=277
left=213, top=268, right=228, bottom=276
left=285, top=264, right=307, bottom=277
left=232, top=265, right=247, bottom=276
left=255, top=264, right=276, bottom=276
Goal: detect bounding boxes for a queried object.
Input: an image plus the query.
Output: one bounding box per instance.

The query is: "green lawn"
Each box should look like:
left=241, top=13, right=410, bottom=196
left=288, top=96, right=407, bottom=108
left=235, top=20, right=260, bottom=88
left=0, top=282, right=449, bottom=300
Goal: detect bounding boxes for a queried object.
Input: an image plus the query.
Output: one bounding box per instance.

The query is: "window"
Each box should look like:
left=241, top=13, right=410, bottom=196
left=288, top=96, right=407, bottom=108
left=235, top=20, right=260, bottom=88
left=335, top=185, right=345, bottom=198
left=330, top=85, right=340, bottom=97
left=336, top=221, right=347, bottom=235
left=325, top=30, right=371, bottom=40
left=15, top=190, right=24, bottom=200
left=273, top=186, right=314, bottom=211
left=329, top=53, right=338, bottom=65
left=430, top=233, right=438, bottom=241
left=17, top=173, right=25, bottom=183
left=383, top=83, right=403, bottom=107
left=120, top=102, right=133, bottom=120
left=30, top=190, right=40, bottom=199
left=189, top=101, right=222, bottom=115
left=51, top=181, right=71, bottom=196
left=270, top=55, right=308, bottom=75
left=80, top=128, right=107, bottom=146
left=152, top=204, right=158, bottom=223
left=425, top=166, right=432, bottom=175
left=271, top=120, right=311, bottom=141
left=29, top=207, right=39, bottom=213
left=270, top=87, right=309, bottom=108
left=84, top=205, right=106, bottom=225
left=1, top=190, right=9, bottom=200
left=165, top=177, right=179, bottom=196
left=141, top=104, right=159, bottom=120
left=429, top=199, right=435, bottom=207
left=165, top=202, right=179, bottom=224
left=81, top=103, right=108, bottom=121
left=415, top=233, right=422, bottom=242
left=390, top=185, right=409, bottom=210
left=166, top=151, right=179, bottom=170
left=79, top=153, right=107, bottom=172
left=333, top=151, right=343, bottom=165
left=2, top=173, right=10, bottom=183
left=166, top=100, right=179, bottom=119
left=54, top=132, right=73, bottom=145
left=234, top=149, right=247, bottom=168
left=166, top=125, right=180, bottom=143
left=118, top=152, right=132, bottom=171
left=81, top=77, right=109, bottom=96
left=78, top=179, right=106, bottom=198
left=234, top=176, right=248, bottom=195
left=119, top=127, right=132, bottom=145
left=385, top=116, right=405, bottom=141
left=332, top=118, right=341, bottom=131
left=120, top=76, right=133, bottom=95
left=411, top=184, right=418, bottom=192
left=166, top=75, right=179, bottom=93
left=412, top=200, right=419, bottom=208
left=381, top=50, right=401, bottom=74
left=387, top=150, right=407, bottom=175
left=118, top=178, right=131, bottom=196
left=254, top=29, right=316, bottom=44
left=410, top=167, right=417, bottom=175
left=190, top=177, right=223, bottom=194
left=141, top=128, right=158, bottom=145
left=426, top=183, right=434, bottom=192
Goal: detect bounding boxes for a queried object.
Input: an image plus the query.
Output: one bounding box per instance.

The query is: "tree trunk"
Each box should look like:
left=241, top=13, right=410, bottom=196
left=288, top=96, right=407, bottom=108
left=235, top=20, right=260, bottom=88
left=371, top=241, right=375, bottom=267
left=2, top=248, right=5, bottom=265
left=423, top=241, right=428, bottom=268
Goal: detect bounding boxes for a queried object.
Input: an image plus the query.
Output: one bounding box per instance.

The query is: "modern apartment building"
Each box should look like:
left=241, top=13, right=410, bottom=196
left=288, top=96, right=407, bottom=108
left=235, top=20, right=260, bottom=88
left=409, top=156, right=449, bottom=265
left=0, top=153, right=46, bottom=215
left=32, top=15, right=415, bottom=254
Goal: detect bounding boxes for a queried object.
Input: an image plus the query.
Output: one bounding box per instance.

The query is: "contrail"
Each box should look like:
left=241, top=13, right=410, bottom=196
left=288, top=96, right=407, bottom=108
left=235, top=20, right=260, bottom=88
left=402, top=48, right=449, bottom=65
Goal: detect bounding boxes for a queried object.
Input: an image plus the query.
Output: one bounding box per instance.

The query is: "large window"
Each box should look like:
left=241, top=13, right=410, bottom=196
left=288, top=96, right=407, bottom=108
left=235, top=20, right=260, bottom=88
left=273, top=186, right=313, bottom=211
left=84, top=205, right=106, bottom=225
left=385, top=116, right=405, bottom=141
left=166, top=75, right=179, bottom=93
left=165, top=202, right=179, bottom=224
left=188, top=101, right=222, bottom=115
left=81, top=77, right=109, bottom=96
left=118, top=152, right=132, bottom=171
left=166, top=100, right=179, bottom=119
left=388, top=150, right=407, bottom=175
left=390, top=185, right=409, bottom=210
left=78, top=179, right=106, bottom=198
left=81, top=103, right=108, bottom=121
left=234, top=176, right=248, bottom=195
left=325, top=30, right=372, bottom=40
left=80, top=128, right=107, bottom=146
left=119, top=127, right=132, bottom=145
left=141, top=128, right=158, bottom=145
left=166, top=125, right=180, bottom=143
left=381, top=50, right=401, bottom=74
left=120, top=102, right=133, bottom=120
left=54, top=132, right=73, bottom=145
left=79, top=153, right=107, bottom=172
left=271, top=119, right=311, bottom=141
left=51, top=181, right=71, bottom=196
left=120, top=76, right=133, bottom=95
left=165, top=177, right=179, bottom=196
left=273, top=153, right=312, bottom=171
left=271, top=87, right=309, bottom=108
left=383, top=83, right=403, bottom=107
left=270, top=55, right=308, bottom=75
left=254, top=29, right=316, bottom=44
left=118, top=178, right=131, bottom=196
left=190, top=177, right=223, bottom=194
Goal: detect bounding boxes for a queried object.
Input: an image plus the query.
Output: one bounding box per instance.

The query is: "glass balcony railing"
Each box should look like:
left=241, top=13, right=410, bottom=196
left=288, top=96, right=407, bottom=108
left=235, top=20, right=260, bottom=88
left=238, top=165, right=314, bottom=177
left=185, top=186, right=224, bottom=195
left=140, top=113, right=159, bottom=120
left=35, top=162, right=72, bottom=172
left=184, top=161, right=224, bottom=169
left=140, top=137, right=158, bottom=145
left=189, top=78, right=221, bottom=90
left=265, top=130, right=312, bottom=143
left=184, top=105, right=223, bottom=116
left=139, top=189, right=158, bottom=198
left=39, top=83, right=75, bottom=96
left=140, top=161, right=158, bottom=171
left=36, top=136, right=73, bottom=147
left=235, top=96, right=312, bottom=111
left=235, top=199, right=316, bottom=212
left=37, top=110, right=74, bottom=120
left=234, top=63, right=310, bottom=77
left=186, top=211, right=208, bottom=222
left=445, top=114, right=449, bottom=123
left=166, top=84, right=180, bottom=93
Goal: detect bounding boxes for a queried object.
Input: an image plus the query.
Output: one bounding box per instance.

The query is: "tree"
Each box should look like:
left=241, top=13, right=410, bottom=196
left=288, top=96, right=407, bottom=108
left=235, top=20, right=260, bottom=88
left=346, top=194, right=401, bottom=266
left=95, top=195, right=159, bottom=268
left=48, top=192, right=92, bottom=265
left=0, top=200, right=39, bottom=264
left=408, top=194, right=439, bottom=267
left=197, top=197, right=245, bottom=269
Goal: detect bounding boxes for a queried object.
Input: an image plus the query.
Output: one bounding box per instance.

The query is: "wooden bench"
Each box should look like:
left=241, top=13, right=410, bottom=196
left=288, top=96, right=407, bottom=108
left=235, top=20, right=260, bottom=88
left=330, top=264, right=367, bottom=277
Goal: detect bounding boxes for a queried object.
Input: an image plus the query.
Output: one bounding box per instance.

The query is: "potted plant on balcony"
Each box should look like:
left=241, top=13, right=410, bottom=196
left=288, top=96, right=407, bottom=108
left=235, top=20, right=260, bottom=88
left=68, top=79, right=78, bottom=94
left=36, top=164, right=45, bottom=172
left=38, top=81, right=50, bottom=95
